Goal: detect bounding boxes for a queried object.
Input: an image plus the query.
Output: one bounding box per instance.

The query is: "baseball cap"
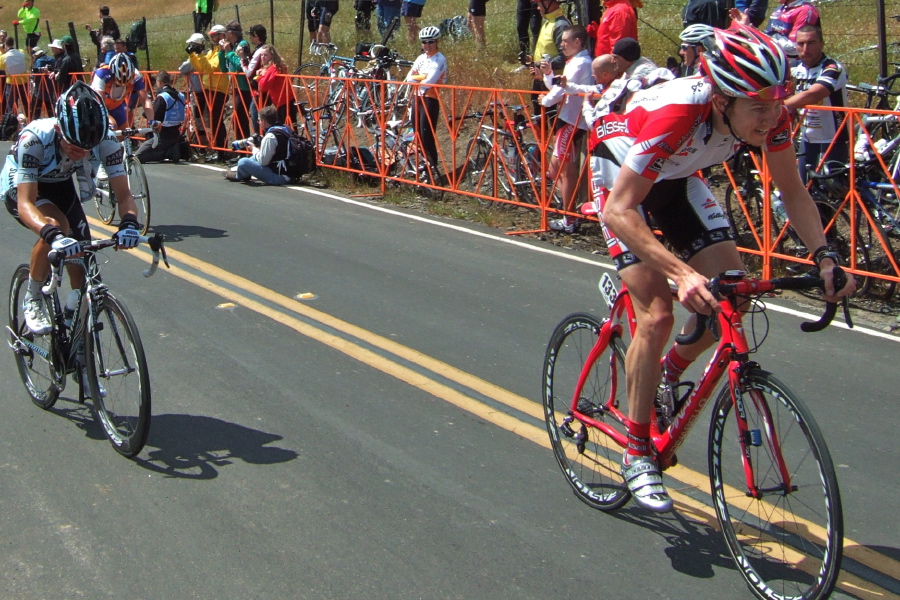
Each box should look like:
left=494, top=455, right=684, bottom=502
left=612, top=38, right=641, bottom=62
left=32, top=47, right=44, bottom=56
left=209, top=24, right=227, bottom=34
left=60, top=35, right=75, bottom=45
left=48, top=39, right=63, bottom=50
left=186, top=33, right=205, bottom=45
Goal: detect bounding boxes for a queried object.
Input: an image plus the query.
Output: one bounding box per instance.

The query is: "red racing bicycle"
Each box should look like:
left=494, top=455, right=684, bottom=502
left=542, top=268, right=851, bottom=600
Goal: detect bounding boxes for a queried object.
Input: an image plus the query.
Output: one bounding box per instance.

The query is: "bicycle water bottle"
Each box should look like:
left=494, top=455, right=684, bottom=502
left=64, top=289, right=81, bottom=329
left=771, top=193, right=787, bottom=227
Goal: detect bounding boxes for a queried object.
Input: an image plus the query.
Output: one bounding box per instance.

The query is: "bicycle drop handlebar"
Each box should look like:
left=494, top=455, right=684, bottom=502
left=42, top=233, right=170, bottom=296
left=673, top=268, right=853, bottom=345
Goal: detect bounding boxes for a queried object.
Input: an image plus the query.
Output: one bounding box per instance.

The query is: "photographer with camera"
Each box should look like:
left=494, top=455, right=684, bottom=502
left=134, top=70, right=185, bottom=163
left=223, top=105, right=291, bottom=185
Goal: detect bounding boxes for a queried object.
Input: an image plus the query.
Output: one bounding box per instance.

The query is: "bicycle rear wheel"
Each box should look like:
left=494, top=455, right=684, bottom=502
left=709, top=369, right=842, bottom=600
left=126, top=156, right=151, bottom=235
left=463, top=137, right=496, bottom=207
left=85, top=292, right=151, bottom=457
left=542, top=313, right=631, bottom=511
left=8, top=265, right=63, bottom=409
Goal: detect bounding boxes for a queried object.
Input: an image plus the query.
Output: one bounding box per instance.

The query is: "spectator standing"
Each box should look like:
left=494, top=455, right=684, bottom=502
left=375, top=0, right=402, bottom=39
left=733, top=0, right=767, bottom=27
left=30, top=47, right=56, bottom=118
left=402, top=0, right=426, bottom=45
left=588, top=0, right=638, bottom=57
left=189, top=24, right=230, bottom=157
left=354, top=0, right=374, bottom=31
left=0, top=31, right=7, bottom=48
left=135, top=71, right=185, bottom=163
left=255, top=44, right=294, bottom=125
left=1, top=37, right=28, bottom=116
left=195, top=0, right=217, bottom=33
left=540, top=25, right=592, bottom=233
left=113, top=38, right=138, bottom=68
left=306, top=0, right=340, bottom=44
left=218, top=20, right=253, bottom=142
left=468, top=0, right=488, bottom=47
left=98, top=36, right=115, bottom=66
left=15, top=0, right=41, bottom=52
left=529, top=0, right=570, bottom=117
left=405, top=26, right=448, bottom=172
left=238, top=24, right=267, bottom=135
left=732, top=0, right=819, bottom=56
left=612, top=37, right=657, bottom=79
left=516, top=0, right=540, bottom=55
left=224, top=105, right=292, bottom=185
left=179, top=34, right=207, bottom=147
left=51, top=38, right=79, bottom=95
left=681, top=0, right=728, bottom=29
left=86, top=6, right=121, bottom=61
left=784, top=25, right=848, bottom=181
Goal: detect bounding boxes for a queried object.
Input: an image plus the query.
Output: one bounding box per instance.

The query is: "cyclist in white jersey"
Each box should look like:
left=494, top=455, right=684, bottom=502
left=2, top=82, right=142, bottom=335
left=589, top=24, right=855, bottom=512
left=405, top=26, right=448, bottom=169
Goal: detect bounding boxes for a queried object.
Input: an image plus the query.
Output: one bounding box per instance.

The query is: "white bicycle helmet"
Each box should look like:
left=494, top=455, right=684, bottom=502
left=680, top=24, right=714, bottom=47
left=419, top=26, right=441, bottom=43
left=55, top=81, right=110, bottom=150
left=701, top=23, right=790, bottom=100
left=109, top=52, right=135, bottom=86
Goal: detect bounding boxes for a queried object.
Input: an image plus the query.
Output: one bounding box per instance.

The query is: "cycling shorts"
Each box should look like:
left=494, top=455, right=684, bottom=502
left=552, top=123, right=582, bottom=163
left=307, top=0, right=340, bottom=30
left=5, top=179, right=91, bottom=241
left=590, top=165, right=735, bottom=271
left=469, top=0, right=489, bottom=17
left=108, top=103, right=128, bottom=129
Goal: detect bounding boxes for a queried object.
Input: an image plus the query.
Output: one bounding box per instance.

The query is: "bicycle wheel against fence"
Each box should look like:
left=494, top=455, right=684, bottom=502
left=463, top=137, right=497, bottom=207
left=542, top=313, right=631, bottom=511
left=8, top=265, right=63, bottom=409
left=708, top=369, right=843, bottom=600
left=293, top=62, right=326, bottom=98
left=813, top=198, right=872, bottom=296
left=85, top=291, right=151, bottom=457
left=126, top=156, right=151, bottom=235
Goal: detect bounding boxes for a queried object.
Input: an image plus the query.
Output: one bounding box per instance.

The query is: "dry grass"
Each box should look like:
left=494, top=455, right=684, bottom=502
left=8, top=0, right=899, bottom=89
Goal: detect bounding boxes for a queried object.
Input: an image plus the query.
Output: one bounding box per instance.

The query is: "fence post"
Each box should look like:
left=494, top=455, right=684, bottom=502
left=270, top=0, right=275, bottom=46
left=66, top=22, right=81, bottom=58
left=234, top=4, right=241, bottom=23
left=142, top=17, right=151, bottom=71
left=12, top=23, right=19, bottom=49
left=44, top=19, right=52, bottom=41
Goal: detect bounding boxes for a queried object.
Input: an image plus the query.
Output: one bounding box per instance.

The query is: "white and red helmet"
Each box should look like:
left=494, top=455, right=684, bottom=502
left=701, top=23, right=791, bottom=100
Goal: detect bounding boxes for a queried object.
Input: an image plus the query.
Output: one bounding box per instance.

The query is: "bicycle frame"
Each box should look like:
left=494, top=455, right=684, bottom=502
left=567, top=275, right=793, bottom=492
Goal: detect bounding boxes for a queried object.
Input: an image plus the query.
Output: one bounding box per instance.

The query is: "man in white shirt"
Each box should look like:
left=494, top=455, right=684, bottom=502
left=0, top=37, right=28, bottom=116
left=540, top=25, right=592, bottom=233
left=224, top=105, right=291, bottom=185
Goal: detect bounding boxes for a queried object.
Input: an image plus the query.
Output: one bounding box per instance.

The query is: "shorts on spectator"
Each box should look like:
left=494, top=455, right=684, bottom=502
left=468, top=0, right=488, bottom=17
left=553, top=123, right=579, bottom=163
left=401, top=1, right=424, bottom=17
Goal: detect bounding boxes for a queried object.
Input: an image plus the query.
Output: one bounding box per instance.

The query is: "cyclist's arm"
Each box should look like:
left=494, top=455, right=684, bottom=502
left=766, top=146, right=854, bottom=300
left=13, top=182, right=48, bottom=236
left=602, top=166, right=720, bottom=314
left=108, top=174, right=139, bottom=222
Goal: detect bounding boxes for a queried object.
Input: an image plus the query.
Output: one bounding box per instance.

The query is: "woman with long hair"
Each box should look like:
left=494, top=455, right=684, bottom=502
left=255, top=44, right=295, bottom=125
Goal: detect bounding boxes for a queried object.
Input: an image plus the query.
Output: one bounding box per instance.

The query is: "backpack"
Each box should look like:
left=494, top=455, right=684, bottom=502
left=127, top=20, right=147, bottom=52
left=271, top=126, right=317, bottom=181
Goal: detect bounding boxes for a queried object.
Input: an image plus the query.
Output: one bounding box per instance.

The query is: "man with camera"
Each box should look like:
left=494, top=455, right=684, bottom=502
left=223, top=105, right=291, bottom=185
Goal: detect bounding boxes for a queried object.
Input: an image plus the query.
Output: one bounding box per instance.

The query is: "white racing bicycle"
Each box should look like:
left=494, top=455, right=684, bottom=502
left=94, top=127, right=153, bottom=235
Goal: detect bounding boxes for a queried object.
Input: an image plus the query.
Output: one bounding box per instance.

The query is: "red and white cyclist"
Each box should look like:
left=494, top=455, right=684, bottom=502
left=588, top=23, right=855, bottom=512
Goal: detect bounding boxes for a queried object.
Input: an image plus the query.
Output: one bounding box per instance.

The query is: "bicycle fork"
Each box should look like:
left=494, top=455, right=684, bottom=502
left=728, top=362, right=794, bottom=499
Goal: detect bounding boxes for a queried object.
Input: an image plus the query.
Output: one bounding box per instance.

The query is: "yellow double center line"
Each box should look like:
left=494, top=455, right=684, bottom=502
left=98, top=222, right=899, bottom=600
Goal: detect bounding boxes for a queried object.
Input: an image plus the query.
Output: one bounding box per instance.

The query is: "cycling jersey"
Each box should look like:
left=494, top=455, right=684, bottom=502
left=766, top=0, right=819, bottom=43
left=590, top=76, right=792, bottom=183
left=406, top=52, right=448, bottom=97
left=90, top=65, right=146, bottom=111
left=791, top=54, right=848, bottom=145
left=2, top=119, right=125, bottom=241
left=589, top=76, right=793, bottom=268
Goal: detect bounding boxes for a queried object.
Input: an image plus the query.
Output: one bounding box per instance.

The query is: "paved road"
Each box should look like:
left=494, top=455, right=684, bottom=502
left=0, top=162, right=897, bottom=599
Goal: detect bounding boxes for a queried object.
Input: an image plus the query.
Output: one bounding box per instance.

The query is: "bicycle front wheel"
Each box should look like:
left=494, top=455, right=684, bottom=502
left=709, top=369, right=843, bottom=600
left=542, top=313, right=631, bottom=511
left=126, top=157, right=151, bottom=235
left=94, top=179, right=117, bottom=225
left=8, top=265, right=63, bottom=409
left=463, top=137, right=495, bottom=207
left=85, top=292, right=151, bottom=457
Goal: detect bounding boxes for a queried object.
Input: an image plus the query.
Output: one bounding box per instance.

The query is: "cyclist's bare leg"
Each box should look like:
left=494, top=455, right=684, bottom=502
left=618, top=261, right=675, bottom=426
left=405, top=16, right=419, bottom=44
left=27, top=204, right=86, bottom=290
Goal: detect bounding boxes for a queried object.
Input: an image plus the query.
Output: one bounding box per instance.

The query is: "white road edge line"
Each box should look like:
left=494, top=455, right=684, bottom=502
left=193, top=162, right=899, bottom=343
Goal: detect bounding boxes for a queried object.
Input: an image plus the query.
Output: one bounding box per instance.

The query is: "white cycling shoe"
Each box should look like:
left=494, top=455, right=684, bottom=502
left=23, top=295, right=52, bottom=336
left=622, top=454, right=674, bottom=513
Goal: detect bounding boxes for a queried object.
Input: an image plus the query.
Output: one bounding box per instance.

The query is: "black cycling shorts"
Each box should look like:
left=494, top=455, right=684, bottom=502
left=307, top=0, right=340, bottom=30
left=468, top=0, right=489, bottom=17
left=5, top=179, right=91, bottom=242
